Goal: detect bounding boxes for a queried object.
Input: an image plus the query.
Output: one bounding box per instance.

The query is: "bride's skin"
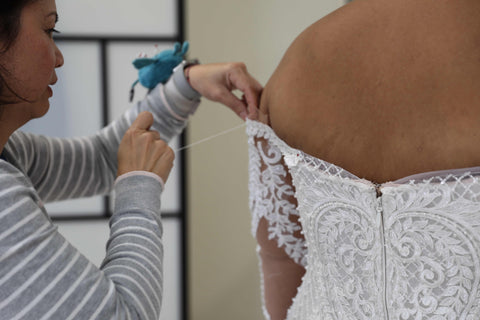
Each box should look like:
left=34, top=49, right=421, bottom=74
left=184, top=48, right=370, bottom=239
left=256, top=0, right=480, bottom=318
left=260, top=0, right=480, bottom=184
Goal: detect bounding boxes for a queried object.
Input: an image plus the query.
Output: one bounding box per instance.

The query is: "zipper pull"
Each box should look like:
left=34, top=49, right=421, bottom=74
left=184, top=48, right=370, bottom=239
left=375, top=183, right=383, bottom=197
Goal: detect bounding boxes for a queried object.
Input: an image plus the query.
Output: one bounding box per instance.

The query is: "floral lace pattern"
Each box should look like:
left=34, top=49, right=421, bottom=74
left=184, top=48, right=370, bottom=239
left=247, top=121, right=307, bottom=267
left=383, top=179, right=480, bottom=320
left=246, top=120, right=480, bottom=320
left=286, top=163, right=387, bottom=319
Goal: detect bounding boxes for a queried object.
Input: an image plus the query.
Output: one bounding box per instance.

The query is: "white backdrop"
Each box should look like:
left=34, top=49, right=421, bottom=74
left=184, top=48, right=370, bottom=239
left=56, top=0, right=177, bottom=36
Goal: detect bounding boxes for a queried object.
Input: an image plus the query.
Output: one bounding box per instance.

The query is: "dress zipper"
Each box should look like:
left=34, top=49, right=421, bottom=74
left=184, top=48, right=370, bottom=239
left=375, top=183, right=390, bottom=319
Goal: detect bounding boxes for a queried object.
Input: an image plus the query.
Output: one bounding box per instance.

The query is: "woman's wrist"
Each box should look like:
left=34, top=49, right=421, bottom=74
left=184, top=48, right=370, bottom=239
left=172, top=60, right=201, bottom=100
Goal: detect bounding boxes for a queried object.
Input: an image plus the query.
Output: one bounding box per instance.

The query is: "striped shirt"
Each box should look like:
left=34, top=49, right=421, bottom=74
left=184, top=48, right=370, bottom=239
left=0, top=65, right=200, bottom=320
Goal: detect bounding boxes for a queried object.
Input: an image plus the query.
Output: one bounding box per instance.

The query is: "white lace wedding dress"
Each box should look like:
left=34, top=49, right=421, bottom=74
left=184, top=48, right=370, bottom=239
left=247, top=119, right=480, bottom=320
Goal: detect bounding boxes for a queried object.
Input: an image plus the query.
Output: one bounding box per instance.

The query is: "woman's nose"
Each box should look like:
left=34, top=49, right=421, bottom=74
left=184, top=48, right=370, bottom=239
left=55, top=43, right=64, bottom=68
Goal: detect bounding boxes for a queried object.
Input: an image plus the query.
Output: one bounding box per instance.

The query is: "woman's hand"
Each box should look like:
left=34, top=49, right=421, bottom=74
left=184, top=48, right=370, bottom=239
left=117, top=111, right=174, bottom=183
left=187, top=63, right=263, bottom=120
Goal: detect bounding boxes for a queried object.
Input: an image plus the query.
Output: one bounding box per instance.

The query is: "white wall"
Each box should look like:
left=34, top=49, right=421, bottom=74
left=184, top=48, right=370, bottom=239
left=186, top=1, right=345, bottom=319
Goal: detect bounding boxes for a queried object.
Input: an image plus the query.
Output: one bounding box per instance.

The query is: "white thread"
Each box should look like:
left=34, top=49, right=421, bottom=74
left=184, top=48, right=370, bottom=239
left=175, top=123, right=246, bottom=152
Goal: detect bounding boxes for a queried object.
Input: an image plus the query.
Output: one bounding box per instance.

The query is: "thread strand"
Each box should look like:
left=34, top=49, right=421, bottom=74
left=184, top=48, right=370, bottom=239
left=175, top=123, right=246, bottom=152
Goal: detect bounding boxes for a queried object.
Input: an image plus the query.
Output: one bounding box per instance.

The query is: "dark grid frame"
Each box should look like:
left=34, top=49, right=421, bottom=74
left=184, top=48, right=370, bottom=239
left=51, top=1, right=189, bottom=319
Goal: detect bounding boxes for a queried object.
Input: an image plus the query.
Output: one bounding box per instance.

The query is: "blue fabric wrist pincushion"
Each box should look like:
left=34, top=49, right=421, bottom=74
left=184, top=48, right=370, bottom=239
left=130, top=41, right=189, bottom=101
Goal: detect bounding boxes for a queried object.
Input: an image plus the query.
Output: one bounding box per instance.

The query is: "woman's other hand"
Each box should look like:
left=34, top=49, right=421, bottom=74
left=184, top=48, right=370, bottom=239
left=117, top=111, right=174, bottom=182
left=187, top=63, right=263, bottom=121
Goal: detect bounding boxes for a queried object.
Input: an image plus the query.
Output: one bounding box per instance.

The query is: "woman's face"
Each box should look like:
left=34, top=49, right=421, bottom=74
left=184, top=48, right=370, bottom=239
left=1, top=0, right=63, bottom=118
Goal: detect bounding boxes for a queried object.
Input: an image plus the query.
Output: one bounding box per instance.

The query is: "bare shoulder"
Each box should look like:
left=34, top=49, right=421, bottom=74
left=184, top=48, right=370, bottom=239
left=259, top=0, right=480, bottom=182
left=260, top=0, right=389, bottom=164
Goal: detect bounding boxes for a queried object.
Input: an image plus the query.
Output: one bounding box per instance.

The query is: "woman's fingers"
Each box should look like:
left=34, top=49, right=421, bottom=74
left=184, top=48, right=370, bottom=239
left=187, top=63, right=263, bottom=120
left=117, top=112, right=174, bottom=182
left=130, top=111, right=154, bottom=131
left=226, top=65, right=263, bottom=119
left=213, top=88, right=250, bottom=120
left=152, top=142, right=175, bottom=182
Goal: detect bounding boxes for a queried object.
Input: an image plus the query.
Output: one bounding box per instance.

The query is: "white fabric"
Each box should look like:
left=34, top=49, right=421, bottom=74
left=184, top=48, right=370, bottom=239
left=247, top=122, right=308, bottom=267
left=246, top=119, right=480, bottom=320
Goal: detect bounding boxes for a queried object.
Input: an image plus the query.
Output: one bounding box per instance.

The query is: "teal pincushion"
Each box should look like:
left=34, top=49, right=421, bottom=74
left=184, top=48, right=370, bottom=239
left=130, top=41, right=189, bottom=101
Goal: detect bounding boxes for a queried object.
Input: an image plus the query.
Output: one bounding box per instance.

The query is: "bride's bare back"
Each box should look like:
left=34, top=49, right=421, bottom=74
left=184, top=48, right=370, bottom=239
left=260, top=0, right=480, bottom=183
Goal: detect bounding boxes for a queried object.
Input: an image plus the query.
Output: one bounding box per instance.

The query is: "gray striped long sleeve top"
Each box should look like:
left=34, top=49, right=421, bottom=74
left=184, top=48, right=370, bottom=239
left=0, top=65, right=200, bottom=320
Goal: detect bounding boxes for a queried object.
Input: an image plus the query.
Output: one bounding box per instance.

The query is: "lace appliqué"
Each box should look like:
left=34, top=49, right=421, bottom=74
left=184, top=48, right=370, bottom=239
left=247, top=120, right=480, bottom=319
left=288, top=169, right=480, bottom=319
left=383, top=176, right=480, bottom=320
left=287, top=167, right=386, bottom=319
left=246, top=120, right=307, bottom=267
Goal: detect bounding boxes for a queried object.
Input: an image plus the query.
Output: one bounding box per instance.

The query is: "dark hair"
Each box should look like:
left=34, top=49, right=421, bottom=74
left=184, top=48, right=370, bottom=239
left=0, top=0, right=37, bottom=106
left=0, top=0, right=37, bottom=52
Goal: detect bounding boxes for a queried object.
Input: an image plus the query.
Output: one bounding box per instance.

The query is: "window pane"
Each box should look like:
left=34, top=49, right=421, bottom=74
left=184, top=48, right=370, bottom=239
left=56, top=0, right=177, bottom=37
left=161, top=219, right=182, bottom=320
left=45, top=198, right=105, bottom=217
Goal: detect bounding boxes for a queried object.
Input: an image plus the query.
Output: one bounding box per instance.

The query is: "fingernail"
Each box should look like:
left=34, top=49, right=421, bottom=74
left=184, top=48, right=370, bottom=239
left=240, top=111, right=247, bottom=120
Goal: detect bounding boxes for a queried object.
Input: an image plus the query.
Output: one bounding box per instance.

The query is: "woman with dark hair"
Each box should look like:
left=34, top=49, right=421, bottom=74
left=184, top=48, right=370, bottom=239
left=0, top=0, right=261, bottom=319
left=0, top=0, right=35, bottom=103
left=248, top=0, right=480, bottom=319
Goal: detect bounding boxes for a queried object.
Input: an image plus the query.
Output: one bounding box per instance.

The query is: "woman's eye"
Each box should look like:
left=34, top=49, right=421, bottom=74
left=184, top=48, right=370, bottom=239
left=47, top=28, right=60, bottom=37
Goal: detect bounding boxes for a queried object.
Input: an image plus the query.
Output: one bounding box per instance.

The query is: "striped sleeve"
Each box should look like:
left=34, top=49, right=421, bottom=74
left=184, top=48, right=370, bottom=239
left=0, top=65, right=200, bottom=320
left=0, top=164, right=164, bottom=319
left=4, top=64, right=200, bottom=203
